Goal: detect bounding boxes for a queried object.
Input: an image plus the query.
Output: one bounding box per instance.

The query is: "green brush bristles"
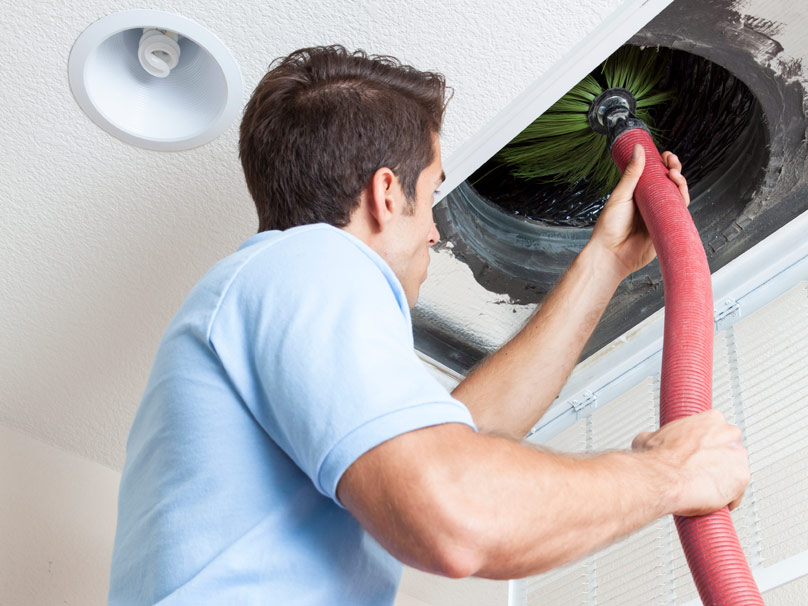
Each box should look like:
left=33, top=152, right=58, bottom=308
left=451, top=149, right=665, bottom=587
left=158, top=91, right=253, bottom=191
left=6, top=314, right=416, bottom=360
left=494, top=46, right=673, bottom=197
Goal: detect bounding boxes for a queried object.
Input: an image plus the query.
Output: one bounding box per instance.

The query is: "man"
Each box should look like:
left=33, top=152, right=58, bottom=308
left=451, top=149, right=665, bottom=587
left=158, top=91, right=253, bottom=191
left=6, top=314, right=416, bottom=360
left=109, top=45, right=749, bottom=605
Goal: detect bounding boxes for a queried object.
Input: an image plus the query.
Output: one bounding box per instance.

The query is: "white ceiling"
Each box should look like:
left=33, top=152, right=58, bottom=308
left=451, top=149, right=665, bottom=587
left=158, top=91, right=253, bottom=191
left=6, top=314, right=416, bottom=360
left=2, top=0, right=647, bottom=469
left=5, top=0, right=806, bottom=472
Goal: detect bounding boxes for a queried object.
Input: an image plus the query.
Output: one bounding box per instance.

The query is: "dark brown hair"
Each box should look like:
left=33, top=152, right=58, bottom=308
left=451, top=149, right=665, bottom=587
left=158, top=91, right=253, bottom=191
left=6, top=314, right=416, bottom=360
left=239, top=45, right=450, bottom=232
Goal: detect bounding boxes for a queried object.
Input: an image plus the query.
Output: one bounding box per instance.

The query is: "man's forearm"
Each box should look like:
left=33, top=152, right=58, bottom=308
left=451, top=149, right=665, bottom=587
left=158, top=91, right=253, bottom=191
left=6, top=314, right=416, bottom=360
left=340, top=423, right=714, bottom=580
left=453, top=242, right=625, bottom=438
left=461, top=432, right=673, bottom=579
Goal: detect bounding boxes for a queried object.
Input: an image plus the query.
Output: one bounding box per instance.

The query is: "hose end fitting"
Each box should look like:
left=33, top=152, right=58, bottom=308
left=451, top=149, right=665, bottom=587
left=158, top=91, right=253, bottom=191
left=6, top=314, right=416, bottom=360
left=588, top=88, right=650, bottom=148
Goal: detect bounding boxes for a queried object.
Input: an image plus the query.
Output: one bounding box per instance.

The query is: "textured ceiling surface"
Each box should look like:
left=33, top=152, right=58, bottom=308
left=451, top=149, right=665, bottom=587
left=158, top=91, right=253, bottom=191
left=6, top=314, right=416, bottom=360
left=1, top=0, right=629, bottom=469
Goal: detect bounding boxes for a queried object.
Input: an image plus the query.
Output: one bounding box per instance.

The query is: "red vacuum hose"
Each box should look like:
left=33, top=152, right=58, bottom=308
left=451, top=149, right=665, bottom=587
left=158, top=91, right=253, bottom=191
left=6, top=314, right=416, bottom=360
left=611, top=130, right=763, bottom=605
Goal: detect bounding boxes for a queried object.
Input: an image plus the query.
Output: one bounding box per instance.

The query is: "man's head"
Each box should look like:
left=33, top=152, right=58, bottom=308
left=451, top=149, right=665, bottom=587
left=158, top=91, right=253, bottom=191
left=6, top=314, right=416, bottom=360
left=239, top=45, right=450, bottom=306
left=239, top=45, right=449, bottom=232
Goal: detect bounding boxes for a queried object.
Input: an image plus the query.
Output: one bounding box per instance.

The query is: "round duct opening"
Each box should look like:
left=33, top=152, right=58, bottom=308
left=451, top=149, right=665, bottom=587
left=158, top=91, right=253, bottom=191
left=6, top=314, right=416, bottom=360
left=472, top=49, right=761, bottom=228
left=433, top=44, right=773, bottom=359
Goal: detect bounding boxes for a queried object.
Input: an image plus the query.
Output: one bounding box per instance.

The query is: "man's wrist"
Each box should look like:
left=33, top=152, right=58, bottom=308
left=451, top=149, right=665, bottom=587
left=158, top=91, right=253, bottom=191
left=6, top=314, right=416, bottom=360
left=577, top=241, right=627, bottom=292
left=633, top=449, right=683, bottom=517
left=582, top=450, right=679, bottom=523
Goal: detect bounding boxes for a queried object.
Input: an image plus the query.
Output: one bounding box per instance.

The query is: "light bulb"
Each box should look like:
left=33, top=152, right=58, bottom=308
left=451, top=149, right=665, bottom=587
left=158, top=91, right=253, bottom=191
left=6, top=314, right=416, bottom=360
left=138, top=28, right=181, bottom=78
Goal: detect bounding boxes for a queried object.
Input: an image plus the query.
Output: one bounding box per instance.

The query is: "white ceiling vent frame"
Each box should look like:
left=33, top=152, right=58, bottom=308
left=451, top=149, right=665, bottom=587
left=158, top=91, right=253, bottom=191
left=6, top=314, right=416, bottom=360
left=420, top=0, right=807, bottom=379
left=415, top=0, right=676, bottom=376
left=68, top=9, right=243, bottom=151
left=435, top=0, right=675, bottom=204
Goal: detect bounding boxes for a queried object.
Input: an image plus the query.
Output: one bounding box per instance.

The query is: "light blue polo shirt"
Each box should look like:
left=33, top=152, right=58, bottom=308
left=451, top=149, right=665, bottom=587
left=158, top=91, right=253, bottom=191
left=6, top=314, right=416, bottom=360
left=108, top=223, right=476, bottom=605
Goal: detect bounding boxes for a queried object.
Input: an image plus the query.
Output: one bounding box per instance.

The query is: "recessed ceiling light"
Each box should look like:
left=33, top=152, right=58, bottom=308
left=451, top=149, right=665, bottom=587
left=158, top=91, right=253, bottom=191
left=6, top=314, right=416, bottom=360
left=68, top=10, right=243, bottom=151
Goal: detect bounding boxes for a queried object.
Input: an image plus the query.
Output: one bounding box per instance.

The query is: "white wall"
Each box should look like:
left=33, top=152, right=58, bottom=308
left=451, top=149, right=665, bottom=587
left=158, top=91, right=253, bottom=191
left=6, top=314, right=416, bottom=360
left=396, top=567, right=509, bottom=606
left=0, top=423, right=507, bottom=606
left=0, top=424, right=120, bottom=606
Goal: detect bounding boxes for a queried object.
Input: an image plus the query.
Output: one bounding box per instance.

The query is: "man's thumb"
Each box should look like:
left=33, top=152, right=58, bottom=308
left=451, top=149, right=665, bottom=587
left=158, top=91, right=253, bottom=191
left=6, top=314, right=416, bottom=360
left=625, top=144, right=646, bottom=176
left=611, top=143, right=646, bottom=200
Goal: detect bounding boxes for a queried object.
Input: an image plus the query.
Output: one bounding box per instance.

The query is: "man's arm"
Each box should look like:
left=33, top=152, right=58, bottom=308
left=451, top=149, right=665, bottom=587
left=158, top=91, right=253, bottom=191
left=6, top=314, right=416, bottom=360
left=453, top=146, right=689, bottom=438
left=452, top=241, right=619, bottom=438
left=338, top=410, right=748, bottom=579
left=337, top=145, right=741, bottom=581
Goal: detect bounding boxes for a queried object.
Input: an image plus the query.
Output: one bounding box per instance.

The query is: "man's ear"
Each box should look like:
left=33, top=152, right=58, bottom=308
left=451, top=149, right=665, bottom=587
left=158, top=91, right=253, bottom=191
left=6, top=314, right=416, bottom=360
left=367, top=167, right=399, bottom=230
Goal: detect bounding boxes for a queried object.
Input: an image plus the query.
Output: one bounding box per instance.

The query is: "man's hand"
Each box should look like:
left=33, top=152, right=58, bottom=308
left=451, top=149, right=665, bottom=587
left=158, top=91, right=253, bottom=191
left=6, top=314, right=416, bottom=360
left=632, top=409, right=750, bottom=517
left=588, top=144, right=690, bottom=281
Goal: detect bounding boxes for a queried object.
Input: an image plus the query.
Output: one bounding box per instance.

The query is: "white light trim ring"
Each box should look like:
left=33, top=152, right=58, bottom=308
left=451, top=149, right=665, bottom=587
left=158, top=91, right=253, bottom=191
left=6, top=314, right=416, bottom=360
left=68, top=10, right=243, bottom=151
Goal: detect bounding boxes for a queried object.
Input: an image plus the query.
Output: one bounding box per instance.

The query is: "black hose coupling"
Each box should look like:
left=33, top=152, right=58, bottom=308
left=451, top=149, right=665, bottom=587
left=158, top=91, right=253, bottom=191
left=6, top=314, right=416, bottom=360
left=588, top=87, right=651, bottom=148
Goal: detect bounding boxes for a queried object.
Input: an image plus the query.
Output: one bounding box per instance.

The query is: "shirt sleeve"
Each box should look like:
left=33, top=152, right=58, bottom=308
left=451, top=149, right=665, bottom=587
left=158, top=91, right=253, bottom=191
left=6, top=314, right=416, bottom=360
left=208, top=228, right=477, bottom=505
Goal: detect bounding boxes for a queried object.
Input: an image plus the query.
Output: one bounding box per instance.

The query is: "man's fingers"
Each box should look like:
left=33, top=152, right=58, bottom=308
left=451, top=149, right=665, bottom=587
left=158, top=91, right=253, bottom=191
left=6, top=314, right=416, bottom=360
left=610, top=144, right=646, bottom=204
left=661, top=151, right=679, bottom=169
left=728, top=495, right=743, bottom=511
left=631, top=431, right=653, bottom=451
left=668, top=169, right=690, bottom=206
left=661, top=151, right=690, bottom=207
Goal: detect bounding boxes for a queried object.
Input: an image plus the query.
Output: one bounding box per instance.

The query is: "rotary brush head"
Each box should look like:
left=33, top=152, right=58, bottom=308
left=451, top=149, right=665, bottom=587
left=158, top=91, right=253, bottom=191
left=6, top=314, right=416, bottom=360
left=493, top=46, right=673, bottom=198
